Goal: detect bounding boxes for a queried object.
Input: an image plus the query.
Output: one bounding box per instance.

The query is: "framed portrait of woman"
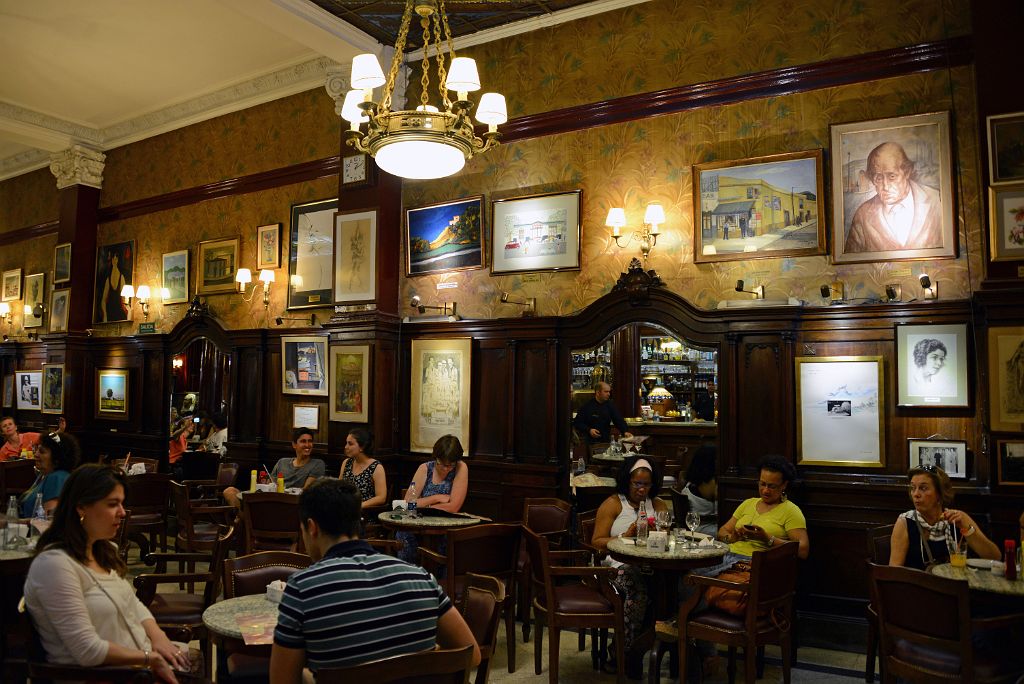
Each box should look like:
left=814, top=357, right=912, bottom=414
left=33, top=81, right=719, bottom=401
left=93, top=241, right=134, bottom=324
left=896, top=323, right=969, bottom=408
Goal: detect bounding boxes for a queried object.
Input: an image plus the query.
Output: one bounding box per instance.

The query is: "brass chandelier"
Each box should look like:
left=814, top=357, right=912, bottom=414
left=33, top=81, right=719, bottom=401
left=341, top=0, right=508, bottom=180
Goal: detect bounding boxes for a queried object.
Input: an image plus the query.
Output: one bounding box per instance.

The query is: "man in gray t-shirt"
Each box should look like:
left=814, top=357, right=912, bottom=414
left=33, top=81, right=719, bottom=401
left=223, top=427, right=325, bottom=506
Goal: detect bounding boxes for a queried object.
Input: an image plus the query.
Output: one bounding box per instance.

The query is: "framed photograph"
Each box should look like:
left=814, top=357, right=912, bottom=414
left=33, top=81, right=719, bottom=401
left=288, top=198, right=337, bottom=310
left=281, top=336, right=328, bottom=396
left=96, top=368, right=129, bottom=418
left=94, top=241, right=134, bottom=323
left=15, top=371, right=41, bottom=411
left=22, top=273, right=45, bottom=328
left=334, top=209, right=376, bottom=304
left=41, top=363, right=64, bottom=415
left=3, top=374, right=14, bottom=408
left=692, top=150, right=825, bottom=263
left=341, top=153, right=376, bottom=189
left=795, top=356, right=885, bottom=467
left=161, top=250, right=189, bottom=304
left=996, top=439, right=1024, bottom=486
left=330, top=344, right=370, bottom=423
left=896, top=323, right=969, bottom=407
left=490, top=190, right=582, bottom=274
left=988, top=184, right=1024, bottom=261
left=406, top=196, right=485, bottom=277
left=257, top=223, right=281, bottom=270
left=49, top=288, right=70, bottom=333
left=53, top=242, right=71, bottom=283
left=2, top=268, right=21, bottom=302
left=908, top=439, right=968, bottom=479
left=988, top=326, right=1024, bottom=432
left=410, top=338, right=471, bottom=453
left=292, top=404, right=320, bottom=430
left=197, top=237, right=239, bottom=295
left=987, top=111, right=1024, bottom=185
left=830, top=112, right=956, bottom=264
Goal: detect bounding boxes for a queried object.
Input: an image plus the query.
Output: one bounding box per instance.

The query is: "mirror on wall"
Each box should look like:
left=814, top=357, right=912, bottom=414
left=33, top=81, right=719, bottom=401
left=638, top=324, right=717, bottom=421
left=169, top=337, right=231, bottom=435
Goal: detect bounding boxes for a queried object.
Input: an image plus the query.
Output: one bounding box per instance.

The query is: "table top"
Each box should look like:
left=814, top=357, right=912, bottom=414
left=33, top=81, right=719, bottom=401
left=932, top=562, right=1024, bottom=596
left=570, top=474, right=616, bottom=489
left=203, top=594, right=278, bottom=640
left=0, top=548, right=32, bottom=562
left=378, top=510, right=484, bottom=531
left=607, top=535, right=728, bottom=571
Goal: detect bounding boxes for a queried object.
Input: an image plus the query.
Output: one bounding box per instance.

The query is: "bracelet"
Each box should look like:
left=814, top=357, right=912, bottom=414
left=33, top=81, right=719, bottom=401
left=767, top=536, right=776, bottom=546
left=964, top=525, right=976, bottom=537
left=143, top=650, right=150, bottom=667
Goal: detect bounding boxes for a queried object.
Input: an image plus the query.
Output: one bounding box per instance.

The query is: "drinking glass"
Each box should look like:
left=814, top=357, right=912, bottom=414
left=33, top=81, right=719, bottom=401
left=655, top=510, right=672, bottom=533
left=946, top=534, right=967, bottom=568
left=685, top=511, right=701, bottom=548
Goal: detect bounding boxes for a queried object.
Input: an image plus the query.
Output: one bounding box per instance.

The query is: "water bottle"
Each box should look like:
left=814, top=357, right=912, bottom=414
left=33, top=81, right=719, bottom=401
left=574, top=457, right=586, bottom=476
left=636, top=500, right=649, bottom=547
left=31, top=493, right=46, bottom=537
left=406, top=481, right=418, bottom=517
left=2, top=495, right=15, bottom=549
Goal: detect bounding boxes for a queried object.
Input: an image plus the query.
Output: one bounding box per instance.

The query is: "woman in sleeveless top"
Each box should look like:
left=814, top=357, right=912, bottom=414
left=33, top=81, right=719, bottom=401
left=397, top=435, right=469, bottom=563
left=338, top=428, right=386, bottom=508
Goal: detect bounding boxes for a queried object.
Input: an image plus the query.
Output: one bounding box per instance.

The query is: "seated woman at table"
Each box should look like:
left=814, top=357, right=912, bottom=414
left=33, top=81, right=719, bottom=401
left=339, top=427, right=386, bottom=508
left=19, top=431, right=79, bottom=518
left=681, top=444, right=717, bottom=536
left=24, top=464, right=192, bottom=683
left=397, top=434, right=469, bottom=564
left=890, top=465, right=999, bottom=569
left=591, top=455, right=669, bottom=672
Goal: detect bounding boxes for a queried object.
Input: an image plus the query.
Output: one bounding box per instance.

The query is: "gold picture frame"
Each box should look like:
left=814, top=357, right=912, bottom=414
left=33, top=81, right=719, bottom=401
left=41, top=363, right=64, bottom=415
left=410, top=338, right=471, bottom=454
left=330, top=345, right=370, bottom=423
left=988, top=326, right=1024, bottom=432
left=197, top=237, right=240, bottom=295
left=96, top=368, right=129, bottom=419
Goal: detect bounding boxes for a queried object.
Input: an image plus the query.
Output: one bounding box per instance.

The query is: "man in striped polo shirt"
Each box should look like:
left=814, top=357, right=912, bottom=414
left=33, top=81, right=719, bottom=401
left=270, top=478, right=479, bottom=682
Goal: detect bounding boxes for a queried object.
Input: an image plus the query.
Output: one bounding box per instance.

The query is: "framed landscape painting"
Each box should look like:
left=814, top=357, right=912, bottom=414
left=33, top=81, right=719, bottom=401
left=410, top=337, right=471, bottom=453
left=197, top=238, right=238, bottom=295
left=161, top=250, right=189, bottom=304
left=41, top=363, right=64, bottom=414
left=490, top=190, right=582, bottom=274
left=94, top=241, right=134, bottom=323
left=53, top=243, right=71, bottom=283
left=896, top=323, right=969, bottom=407
left=97, top=368, right=128, bottom=418
left=987, top=111, right=1024, bottom=185
left=288, top=198, right=337, bottom=310
left=988, top=326, right=1024, bottom=432
left=15, top=370, right=41, bottom=411
left=406, top=196, right=484, bottom=277
left=281, top=336, right=328, bottom=396
left=2, top=269, right=21, bottom=302
left=334, top=209, right=376, bottom=304
left=330, top=344, right=370, bottom=423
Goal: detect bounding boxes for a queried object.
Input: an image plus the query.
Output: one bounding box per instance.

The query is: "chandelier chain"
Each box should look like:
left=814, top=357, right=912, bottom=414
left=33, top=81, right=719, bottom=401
left=381, top=0, right=415, bottom=113
left=419, top=16, right=432, bottom=109
left=434, top=0, right=453, bottom=110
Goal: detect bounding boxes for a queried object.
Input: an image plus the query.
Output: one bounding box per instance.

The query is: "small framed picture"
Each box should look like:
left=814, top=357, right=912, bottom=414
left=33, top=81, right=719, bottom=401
left=41, top=363, right=64, bottom=415
left=2, top=269, right=22, bottom=302
left=988, top=184, right=1024, bottom=262
left=281, top=336, right=328, bottom=396
left=53, top=243, right=71, bottom=283
left=996, top=439, right=1024, bottom=486
left=406, top=196, right=485, bottom=277
left=197, top=237, right=239, bottom=295
left=161, top=250, right=189, bottom=304
left=22, top=273, right=45, bottom=328
left=490, top=190, right=582, bottom=274
left=330, top=344, right=370, bottom=423
left=334, top=209, right=377, bottom=304
left=96, top=368, right=129, bottom=419
left=257, top=223, right=281, bottom=270
left=15, top=370, right=41, bottom=411
left=3, top=374, right=14, bottom=408
left=896, top=323, right=969, bottom=407
left=292, top=404, right=320, bottom=430
left=988, top=326, right=1024, bottom=432
left=49, top=288, right=70, bottom=333
left=908, top=438, right=968, bottom=479
left=987, top=111, right=1024, bottom=186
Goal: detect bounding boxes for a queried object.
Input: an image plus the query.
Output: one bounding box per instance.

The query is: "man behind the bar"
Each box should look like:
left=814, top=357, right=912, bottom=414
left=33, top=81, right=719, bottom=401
left=573, top=381, right=633, bottom=444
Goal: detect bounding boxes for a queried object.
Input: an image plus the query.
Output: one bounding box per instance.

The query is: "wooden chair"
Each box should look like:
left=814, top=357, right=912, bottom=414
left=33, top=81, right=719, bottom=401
left=315, top=644, right=475, bottom=684
left=181, top=461, right=239, bottom=500
left=169, top=480, right=235, bottom=588
left=456, top=573, right=506, bottom=684
left=241, top=491, right=301, bottom=553
left=0, top=459, right=36, bottom=500
left=668, top=486, right=690, bottom=520
left=517, top=497, right=573, bottom=642
left=865, top=523, right=894, bottom=684
left=124, top=473, right=172, bottom=558
left=109, top=456, right=160, bottom=473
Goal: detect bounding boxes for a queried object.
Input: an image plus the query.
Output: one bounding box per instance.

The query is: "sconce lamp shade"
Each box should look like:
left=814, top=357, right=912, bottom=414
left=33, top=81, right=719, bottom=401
left=350, top=54, right=386, bottom=90
left=258, top=269, right=275, bottom=284
left=476, top=93, right=508, bottom=125
left=605, top=208, right=627, bottom=228
left=135, top=285, right=151, bottom=300
left=23, top=304, right=32, bottom=316
left=120, top=284, right=135, bottom=299
left=235, top=268, right=252, bottom=285
left=341, top=90, right=369, bottom=124
left=644, top=203, right=666, bottom=225
left=446, top=57, right=481, bottom=93
left=0, top=303, right=9, bottom=316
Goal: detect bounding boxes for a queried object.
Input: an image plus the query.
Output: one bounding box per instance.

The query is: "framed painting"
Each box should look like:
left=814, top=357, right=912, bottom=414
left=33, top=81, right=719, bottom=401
left=410, top=337, right=471, bottom=453
left=490, top=190, right=582, bottom=274
left=197, top=237, right=239, bottom=295
left=23, top=273, right=45, bottom=328
left=795, top=356, right=885, bottom=467
left=292, top=404, right=320, bottom=430
left=49, top=288, right=70, bottom=333
left=53, top=242, right=71, bottom=283
left=330, top=344, right=370, bottom=423
left=93, top=241, right=134, bottom=323
left=288, top=198, right=337, bottom=310
left=2, top=375, right=12, bottom=408
left=334, top=209, right=376, bottom=304
left=97, top=368, right=129, bottom=418
left=257, top=223, right=281, bottom=270
left=41, top=363, right=64, bottom=415
left=693, top=150, right=826, bottom=263
left=405, top=196, right=484, bottom=277
left=161, top=250, right=189, bottom=304
left=896, top=323, right=969, bottom=407
left=15, top=370, right=41, bottom=411
left=908, top=438, right=968, bottom=479
left=988, top=184, right=1024, bottom=261
left=281, top=335, right=328, bottom=396
left=2, top=269, right=21, bottom=302
left=988, top=326, right=1024, bottom=432
left=830, top=112, right=956, bottom=264
left=987, top=111, right=1024, bottom=186
left=996, top=439, right=1024, bottom=486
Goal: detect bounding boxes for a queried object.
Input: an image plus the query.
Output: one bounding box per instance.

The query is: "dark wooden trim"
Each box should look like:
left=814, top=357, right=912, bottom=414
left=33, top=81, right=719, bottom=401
left=499, top=37, right=973, bottom=143
left=0, top=219, right=59, bottom=247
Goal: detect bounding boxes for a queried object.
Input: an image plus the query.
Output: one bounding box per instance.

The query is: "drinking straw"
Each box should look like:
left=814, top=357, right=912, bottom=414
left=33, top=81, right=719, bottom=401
left=122, top=452, right=131, bottom=472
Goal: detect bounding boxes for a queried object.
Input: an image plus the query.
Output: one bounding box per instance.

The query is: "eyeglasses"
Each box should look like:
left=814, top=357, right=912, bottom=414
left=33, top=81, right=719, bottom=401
left=629, top=481, right=651, bottom=490
left=917, top=464, right=937, bottom=472
left=758, top=481, right=782, bottom=490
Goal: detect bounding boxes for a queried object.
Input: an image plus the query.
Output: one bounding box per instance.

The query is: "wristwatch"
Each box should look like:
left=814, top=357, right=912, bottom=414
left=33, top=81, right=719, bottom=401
left=767, top=535, right=776, bottom=546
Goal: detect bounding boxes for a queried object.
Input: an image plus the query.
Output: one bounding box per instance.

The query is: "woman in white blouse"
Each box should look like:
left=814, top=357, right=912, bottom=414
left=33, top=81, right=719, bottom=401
left=24, top=464, right=191, bottom=683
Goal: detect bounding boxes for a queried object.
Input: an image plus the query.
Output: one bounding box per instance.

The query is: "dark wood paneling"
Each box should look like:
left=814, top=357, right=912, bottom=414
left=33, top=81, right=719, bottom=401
left=730, top=334, right=790, bottom=472
left=474, top=341, right=508, bottom=460
left=0, top=219, right=59, bottom=247
left=515, top=341, right=555, bottom=463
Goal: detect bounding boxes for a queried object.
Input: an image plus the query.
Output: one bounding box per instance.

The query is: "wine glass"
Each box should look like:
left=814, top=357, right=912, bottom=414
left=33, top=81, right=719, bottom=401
left=685, top=511, right=701, bottom=548
left=655, top=510, right=672, bottom=533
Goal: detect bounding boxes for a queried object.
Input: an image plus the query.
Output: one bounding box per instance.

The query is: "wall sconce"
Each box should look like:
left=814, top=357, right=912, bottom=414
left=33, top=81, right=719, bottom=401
left=919, top=274, right=937, bottom=300
left=409, top=295, right=460, bottom=320
left=885, top=284, right=902, bottom=303
left=121, top=284, right=161, bottom=319
left=606, top=203, right=665, bottom=268
left=235, top=268, right=275, bottom=309
left=500, top=292, right=536, bottom=317
left=172, top=356, right=184, bottom=369
left=819, top=282, right=845, bottom=304
left=735, top=279, right=765, bottom=299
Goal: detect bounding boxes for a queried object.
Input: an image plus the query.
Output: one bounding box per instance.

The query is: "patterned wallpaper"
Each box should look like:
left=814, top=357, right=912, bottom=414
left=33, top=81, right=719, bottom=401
left=0, top=167, right=59, bottom=234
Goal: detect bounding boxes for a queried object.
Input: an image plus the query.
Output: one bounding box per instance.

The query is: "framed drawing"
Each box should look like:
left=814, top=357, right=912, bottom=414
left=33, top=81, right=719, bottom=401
left=410, top=338, right=471, bottom=453
left=2, top=269, right=21, bottom=302
left=406, top=196, right=484, bottom=277
left=53, top=242, right=71, bottom=283
left=281, top=336, right=328, bottom=396
left=22, top=273, right=45, bottom=328
left=288, top=198, right=337, bottom=310
left=988, top=326, right=1024, bottom=432
left=693, top=150, right=826, bottom=263
left=15, top=370, right=41, bottom=411
left=908, top=438, right=968, bottom=479
left=334, top=209, right=376, bottom=304
left=988, top=184, right=1024, bottom=261
left=161, top=250, right=189, bottom=304
left=41, top=363, right=64, bottom=415
left=2, top=375, right=12, bottom=408
left=795, top=356, right=885, bottom=467
left=330, top=344, right=370, bottom=423
left=197, top=237, right=239, bottom=295
left=996, top=439, right=1024, bottom=486
left=94, top=241, right=134, bottom=323
left=49, top=288, right=70, bottom=333
left=987, top=111, right=1024, bottom=185
left=830, top=112, right=956, bottom=264
left=257, top=223, right=281, bottom=270
left=96, top=368, right=128, bottom=418
left=292, top=404, right=320, bottom=430
left=490, top=190, right=582, bottom=274
left=896, top=323, right=969, bottom=407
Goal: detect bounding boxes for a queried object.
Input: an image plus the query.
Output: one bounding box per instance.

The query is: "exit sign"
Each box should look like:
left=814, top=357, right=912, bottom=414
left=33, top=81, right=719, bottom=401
left=138, top=322, right=156, bottom=334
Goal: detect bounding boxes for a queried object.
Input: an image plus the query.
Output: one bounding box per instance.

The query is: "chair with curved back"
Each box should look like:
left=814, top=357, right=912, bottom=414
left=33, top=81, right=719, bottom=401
left=517, top=497, right=572, bottom=642
left=124, top=473, right=172, bottom=558
left=456, top=573, right=506, bottom=684
left=241, top=491, right=301, bottom=553
left=314, top=644, right=475, bottom=684
left=865, top=523, right=894, bottom=683
left=169, top=480, right=235, bottom=588
left=0, top=458, right=36, bottom=500
left=182, top=461, right=239, bottom=500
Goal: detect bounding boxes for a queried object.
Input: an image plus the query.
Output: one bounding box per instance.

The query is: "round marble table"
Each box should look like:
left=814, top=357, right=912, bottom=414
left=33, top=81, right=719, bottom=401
left=203, top=594, right=279, bottom=652
left=932, top=562, right=1024, bottom=596
left=377, top=510, right=484, bottom=534
left=607, top=535, right=728, bottom=572
left=0, top=548, right=32, bottom=562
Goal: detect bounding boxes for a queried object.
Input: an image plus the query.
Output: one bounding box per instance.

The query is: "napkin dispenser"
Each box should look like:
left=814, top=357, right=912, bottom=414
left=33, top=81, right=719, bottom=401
left=266, top=579, right=286, bottom=604
left=647, top=531, right=668, bottom=552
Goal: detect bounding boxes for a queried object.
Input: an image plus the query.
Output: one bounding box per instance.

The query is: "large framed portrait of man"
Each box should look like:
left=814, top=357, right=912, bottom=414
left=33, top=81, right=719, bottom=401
left=830, top=112, right=956, bottom=264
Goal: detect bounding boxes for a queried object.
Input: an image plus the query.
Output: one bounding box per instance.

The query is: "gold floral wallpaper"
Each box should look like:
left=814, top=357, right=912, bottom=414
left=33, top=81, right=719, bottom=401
left=0, top=167, right=59, bottom=234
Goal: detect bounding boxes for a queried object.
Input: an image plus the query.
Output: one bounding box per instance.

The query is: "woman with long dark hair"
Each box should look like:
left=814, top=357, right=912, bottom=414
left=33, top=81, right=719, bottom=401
left=339, top=427, right=387, bottom=508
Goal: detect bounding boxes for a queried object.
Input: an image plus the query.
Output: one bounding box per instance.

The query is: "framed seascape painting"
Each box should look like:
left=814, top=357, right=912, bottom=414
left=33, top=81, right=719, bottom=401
left=288, top=198, right=337, bottom=310
left=795, top=356, right=885, bottom=467
left=94, top=241, right=134, bottom=323
left=410, top=338, right=471, bottom=453
left=281, top=336, right=328, bottom=396
left=257, top=223, right=281, bottom=270
left=197, top=238, right=239, bottom=295
left=161, top=250, right=189, bottom=304
left=406, top=196, right=484, bottom=277
left=908, top=438, right=968, bottom=479
left=987, top=111, right=1024, bottom=185
left=988, top=184, right=1024, bottom=261
left=49, top=289, right=70, bottom=333
left=896, top=323, right=969, bottom=407
left=692, top=150, right=826, bottom=263
left=988, top=326, right=1024, bottom=432
left=2, top=269, right=21, bottom=302
left=53, top=242, right=71, bottom=283
left=15, top=371, right=41, bottom=411
left=41, top=363, right=64, bottom=414
left=96, top=368, right=128, bottom=418
left=2, top=375, right=12, bottom=408
left=23, top=273, right=45, bottom=329
left=830, top=112, right=956, bottom=265
left=334, top=209, right=376, bottom=304
left=330, top=345, right=370, bottom=423
left=996, top=439, right=1024, bottom=486
left=490, top=190, right=582, bottom=274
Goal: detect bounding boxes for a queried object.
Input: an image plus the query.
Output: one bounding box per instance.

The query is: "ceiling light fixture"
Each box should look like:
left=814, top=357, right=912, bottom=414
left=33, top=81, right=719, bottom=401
left=341, top=0, right=507, bottom=179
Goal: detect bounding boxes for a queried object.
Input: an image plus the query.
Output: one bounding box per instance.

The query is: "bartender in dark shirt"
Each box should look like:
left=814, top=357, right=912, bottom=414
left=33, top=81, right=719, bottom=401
left=573, top=382, right=633, bottom=443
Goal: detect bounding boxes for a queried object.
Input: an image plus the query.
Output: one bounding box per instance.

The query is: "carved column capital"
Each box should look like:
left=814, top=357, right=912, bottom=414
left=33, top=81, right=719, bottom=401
left=49, top=145, right=105, bottom=189
left=324, top=66, right=349, bottom=116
